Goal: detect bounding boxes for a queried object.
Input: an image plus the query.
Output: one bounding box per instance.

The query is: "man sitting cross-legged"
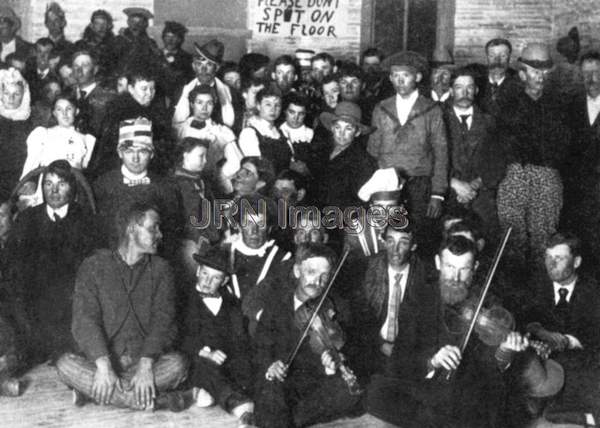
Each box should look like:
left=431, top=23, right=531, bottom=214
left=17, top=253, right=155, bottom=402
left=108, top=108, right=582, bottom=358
left=56, top=202, right=187, bottom=411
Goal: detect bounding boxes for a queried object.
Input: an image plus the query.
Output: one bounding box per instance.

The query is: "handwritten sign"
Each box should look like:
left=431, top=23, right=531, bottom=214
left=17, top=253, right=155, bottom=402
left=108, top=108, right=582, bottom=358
left=248, top=0, right=363, bottom=59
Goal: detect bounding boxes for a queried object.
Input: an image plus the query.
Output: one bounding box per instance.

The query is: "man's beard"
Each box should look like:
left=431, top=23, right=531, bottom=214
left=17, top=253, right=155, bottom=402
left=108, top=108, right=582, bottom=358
left=440, top=278, right=470, bottom=306
left=488, top=61, right=508, bottom=73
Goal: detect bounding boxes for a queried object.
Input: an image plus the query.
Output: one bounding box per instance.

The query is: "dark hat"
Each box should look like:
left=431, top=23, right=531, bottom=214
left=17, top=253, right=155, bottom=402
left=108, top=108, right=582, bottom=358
left=319, top=101, right=374, bottom=135
left=193, top=39, right=225, bottom=64
left=163, top=21, right=187, bottom=39
left=557, top=26, right=580, bottom=60
left=519, top=43, right=554, bottom=70
left=123, top=7, right=153, bottom=20
left=0, top=5, right=20, bottom=30
left=193, top=246, right=232, bottom=274
left=522, top=356, right=564, bottom=398
left=381, top=51, right=429, bottom=75
left=91, top=9, right=113, bottom=26
left=430, top=46, right=455, bottom=70
left=239, top=53, right=270, bottom=74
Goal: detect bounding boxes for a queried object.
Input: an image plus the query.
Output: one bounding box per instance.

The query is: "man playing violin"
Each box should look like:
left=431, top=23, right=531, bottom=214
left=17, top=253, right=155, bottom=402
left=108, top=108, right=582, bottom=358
left=253, top=243, right=362, bottom=428
left=367, top=235, right=528, bottom=428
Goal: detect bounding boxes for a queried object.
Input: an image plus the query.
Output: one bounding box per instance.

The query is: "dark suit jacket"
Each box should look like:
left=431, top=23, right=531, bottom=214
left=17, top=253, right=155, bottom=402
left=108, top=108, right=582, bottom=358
left=523, top=273, right=600, bottom=355
left=75, top=83, right=117, bottom=141
left=475, top=72, right=521, bottom=117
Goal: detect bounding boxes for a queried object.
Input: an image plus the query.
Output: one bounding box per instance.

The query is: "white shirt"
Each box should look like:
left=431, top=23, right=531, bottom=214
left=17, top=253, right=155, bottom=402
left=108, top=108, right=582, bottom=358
left=238, top=117, right=282, bottom=157
left=46, top=204, right=69, bottom=222
left=380, top=264, right=410, bottom=339
left=79, top=82, right=97, bottom=100
left=395, top=90, right=419, bottom=126
left=121, top=164, right=148, bottom=181
left=553, top=278, right=576, bottom=305
left=203, top=296, right=223, bottom=316
left=453, top=106, right=474, bottom=130
left=431, top=90, right=450, bottom=103
left=293, top=295, right=304, bottom=311
left=587, top=95, right=600, bottom=125
left=279, top=123, right=314, bottom=145
left=488, top=75, right=506, bottom=86
left=1, top=39, right=16, bottom=62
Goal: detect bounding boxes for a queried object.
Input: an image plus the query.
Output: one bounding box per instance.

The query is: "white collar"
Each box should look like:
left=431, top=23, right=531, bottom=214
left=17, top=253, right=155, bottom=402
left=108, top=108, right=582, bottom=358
left=46, top=203, right=69, bottom=221
left=2, top=38, right=15, bottom=49
left=453, top=105, right=474, bottom=116
left=249, top=116, right=281, bottom=139
left=388, top=263, right=410, bottom=283
left=553, top=278, right=577, bottom=304
left=121, top=164, right=148, bottom=180
left=280, top=123, right=314, bottom=143
left=79, top=82, right=97, bottom=97
left=202, top=296, right=223, bottom=316
left=587, top=94, right=600, bottom=104
left=396, top=89, right=419, bottom=105
left=431, top=90, right=450, bottom=102
left=489, top=75, right=506, bottom=86
left=293, top=295, right=304, bottom=311
left=232, top=238, right=275, bottom=257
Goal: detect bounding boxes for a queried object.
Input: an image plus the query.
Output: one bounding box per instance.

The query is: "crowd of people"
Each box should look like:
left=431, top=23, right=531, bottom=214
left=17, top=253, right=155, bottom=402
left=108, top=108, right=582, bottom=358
left=0, top=2, right=599, bottom=427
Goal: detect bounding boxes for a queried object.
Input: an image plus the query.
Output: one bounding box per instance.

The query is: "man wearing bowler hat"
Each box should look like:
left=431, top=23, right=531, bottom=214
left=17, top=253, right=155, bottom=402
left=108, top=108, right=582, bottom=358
left=368, top=51, right=448, bottom=255
left=173, top=39, right=244, bottom=134
left=182, top=247, right=256, bottom=427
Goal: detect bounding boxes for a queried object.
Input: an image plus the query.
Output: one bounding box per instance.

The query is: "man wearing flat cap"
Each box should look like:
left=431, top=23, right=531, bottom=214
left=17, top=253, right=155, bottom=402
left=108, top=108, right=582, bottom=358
left=181, top=247, right=256, bottom=426
left=0, top=5, right=34, bottom=65
left=161, top=21, right=194, bottom=101
left=496, top=43, right=571, bottom=268
left=173, top=39, right=244, bottom=134
left=368, top=51, right=448, bottom=256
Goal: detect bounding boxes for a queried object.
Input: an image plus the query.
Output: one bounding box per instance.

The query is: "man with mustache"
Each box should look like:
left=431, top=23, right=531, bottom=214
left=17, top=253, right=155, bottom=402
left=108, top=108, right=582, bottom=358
left=476, top=38, right=521, bottom=117
left=56, top=201, right=188, bottom=411
left=254, top=243, right=362, bottom=427
left=443, top=68, right=503, bottom=243
left=367, top=235, right=528, bottom=428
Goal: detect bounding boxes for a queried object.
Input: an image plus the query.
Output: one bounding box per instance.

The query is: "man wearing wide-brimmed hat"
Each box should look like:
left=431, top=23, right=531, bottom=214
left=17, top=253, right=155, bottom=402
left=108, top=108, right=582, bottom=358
left=368, top=50, right=448, bottom=254
left=173, top=38, right=244, bottom=134
left=182, top=246, right=256, bottom=427
left=0, top=5, right=34, bottom=64
left=496, top=43, right=570, bottom=266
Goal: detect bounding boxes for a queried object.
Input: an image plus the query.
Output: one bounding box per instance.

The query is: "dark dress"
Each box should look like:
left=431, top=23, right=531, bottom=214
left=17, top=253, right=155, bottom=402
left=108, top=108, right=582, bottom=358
left=0, top=116, right=33, bottom=200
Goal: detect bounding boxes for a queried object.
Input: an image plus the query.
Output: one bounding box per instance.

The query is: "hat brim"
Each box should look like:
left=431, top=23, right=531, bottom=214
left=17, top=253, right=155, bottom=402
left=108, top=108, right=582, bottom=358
left=529, top=358, right=564, bottom=398
left=192, top=253, right=232, bottom=274
left=193, top=43, right=221, bottom=64
left=319, top=111, right=374, bottom=136
left=123, top=8, right=153, bottom=19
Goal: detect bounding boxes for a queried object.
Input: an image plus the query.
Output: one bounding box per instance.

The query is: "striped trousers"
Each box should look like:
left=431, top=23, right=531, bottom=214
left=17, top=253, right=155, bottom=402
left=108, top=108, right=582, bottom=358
left=497, top=163, right=563, bottom=261
left=56, top=352, right=188, bottom=409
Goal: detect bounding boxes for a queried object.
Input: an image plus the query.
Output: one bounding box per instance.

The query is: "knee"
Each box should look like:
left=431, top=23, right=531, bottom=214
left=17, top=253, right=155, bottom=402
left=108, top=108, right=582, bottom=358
left=162, top=352, right=189, bottom=380
left=55, top=352, right=78, bottom=375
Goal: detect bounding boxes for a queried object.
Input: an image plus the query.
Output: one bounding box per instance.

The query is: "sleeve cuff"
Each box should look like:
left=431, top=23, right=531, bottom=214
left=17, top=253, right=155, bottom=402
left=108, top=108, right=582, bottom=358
left=431, top=195, right=445, bottom=201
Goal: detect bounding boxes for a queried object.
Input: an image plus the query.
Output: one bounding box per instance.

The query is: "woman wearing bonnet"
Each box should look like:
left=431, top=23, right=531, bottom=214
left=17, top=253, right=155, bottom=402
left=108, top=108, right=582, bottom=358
left=0, top=68, right=32, bottom=200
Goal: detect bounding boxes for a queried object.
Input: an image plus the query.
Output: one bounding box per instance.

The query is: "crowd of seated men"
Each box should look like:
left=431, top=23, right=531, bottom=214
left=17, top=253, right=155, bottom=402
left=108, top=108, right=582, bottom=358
left=0, top=3, right=599, bottom=427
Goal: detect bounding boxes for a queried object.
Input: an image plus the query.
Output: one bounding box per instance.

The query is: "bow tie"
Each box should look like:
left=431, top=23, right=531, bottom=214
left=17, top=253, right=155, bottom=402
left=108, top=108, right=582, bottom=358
left=123, top=176, right=151, bottom=187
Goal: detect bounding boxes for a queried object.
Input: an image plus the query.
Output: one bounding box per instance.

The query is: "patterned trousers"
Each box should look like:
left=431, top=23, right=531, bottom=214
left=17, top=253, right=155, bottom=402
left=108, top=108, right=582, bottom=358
left=497, top=163, right=563, bottom=261
left=56, top=352, right=188, bottom=409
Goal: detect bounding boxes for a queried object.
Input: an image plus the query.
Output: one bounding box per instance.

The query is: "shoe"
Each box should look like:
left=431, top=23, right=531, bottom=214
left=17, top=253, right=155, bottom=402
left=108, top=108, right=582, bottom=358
left=238, top=411, right=258, bottom=428
left=195, top=388, right=215, bottom=408
left=71, top=389, right=88, bottom=407
left=154, top=390, right=195, bottom=412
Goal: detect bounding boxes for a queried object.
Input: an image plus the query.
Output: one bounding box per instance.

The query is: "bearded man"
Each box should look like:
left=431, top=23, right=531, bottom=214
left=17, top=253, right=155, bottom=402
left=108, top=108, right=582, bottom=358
left=367, top=235, right=528, bottom=428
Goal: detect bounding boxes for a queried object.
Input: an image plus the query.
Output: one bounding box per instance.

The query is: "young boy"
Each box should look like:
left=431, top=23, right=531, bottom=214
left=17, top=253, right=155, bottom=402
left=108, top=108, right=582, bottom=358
left=182, top=247, right=256, bottom=427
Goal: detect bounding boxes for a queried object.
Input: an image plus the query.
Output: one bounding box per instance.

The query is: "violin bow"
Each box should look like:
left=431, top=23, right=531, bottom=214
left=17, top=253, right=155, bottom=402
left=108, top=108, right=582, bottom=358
left=446, top=226, right=512, bottom=380
left=285, top=248, right=350, bottom=367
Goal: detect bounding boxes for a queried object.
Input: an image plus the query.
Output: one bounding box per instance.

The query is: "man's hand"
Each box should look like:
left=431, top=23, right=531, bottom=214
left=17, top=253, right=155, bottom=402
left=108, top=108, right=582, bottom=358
left=426, top=197, right=443, bottom=218
left=129, top=357, right=155, bottom=409
left=321, top=350, right=338, bottom=373
left=499, top=332, right=529, bottom=352
left=92, top=356, right=121, bottom=405
left=534, top=328, right=569, bottom=352
left=451, top=178, right=477, bottom=203
left=199, top=347, right=228, bottom=366
left=430, top=345, right=462, bottom=371
left=265, top=360, right=288, bottom=382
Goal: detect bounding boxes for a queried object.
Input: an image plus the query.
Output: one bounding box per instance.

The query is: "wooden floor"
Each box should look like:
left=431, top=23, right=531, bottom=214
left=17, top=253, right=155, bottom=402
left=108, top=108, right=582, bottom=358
left=0, top=363, right=386, bottom=428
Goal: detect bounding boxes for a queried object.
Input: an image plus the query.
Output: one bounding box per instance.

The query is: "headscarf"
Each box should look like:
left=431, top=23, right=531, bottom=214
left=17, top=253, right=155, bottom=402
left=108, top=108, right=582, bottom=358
left=0, top=68, right=31, bottom=121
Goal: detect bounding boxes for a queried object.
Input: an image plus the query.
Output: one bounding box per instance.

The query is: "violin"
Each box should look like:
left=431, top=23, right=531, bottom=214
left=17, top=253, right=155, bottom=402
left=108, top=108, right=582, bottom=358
left=294, top=299, right=362, bottom=395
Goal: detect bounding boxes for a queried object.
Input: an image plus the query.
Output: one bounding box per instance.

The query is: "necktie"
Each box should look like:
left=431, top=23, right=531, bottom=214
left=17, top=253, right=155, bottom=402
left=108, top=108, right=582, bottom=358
left=385, top=273, right=403, bottom=342
left=490, top=82, right=500, bottom=102
left=53, top=213, right=61, bottom=223
left=556, top=287, right=569, bottom=309
left=459, top=114, right=470, bottom=133
left=79, top=89, right=87, bottom=101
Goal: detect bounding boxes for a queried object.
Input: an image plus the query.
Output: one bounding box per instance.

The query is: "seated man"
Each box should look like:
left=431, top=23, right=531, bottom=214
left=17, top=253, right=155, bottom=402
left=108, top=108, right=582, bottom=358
left=182, top=247, right=255, bottom=427
left=254, top=243, right=362, bottom=428
left=367, top=235, right=528, bottom=428
left=350, top=221, right=426, bottom=378
left=93, top=117, right=179, bottom=255
left=523, top=232, right=600, bottom=415
left=56, top=202, right=187, bottom=410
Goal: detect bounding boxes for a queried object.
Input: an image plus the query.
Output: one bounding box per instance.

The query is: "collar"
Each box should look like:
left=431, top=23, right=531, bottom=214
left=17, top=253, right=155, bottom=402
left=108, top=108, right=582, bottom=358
left=396, top=89, right=419, bottom=105
left=280, top=123, right=314, bottom=143
left=46, top=203, right=69, bottom=221
left=587, top=94, right=600, bottom=104
left=250, top=116, right=280, bottom=139
left=1, top=38, right=15, bottom=49
left=293, top=295, right=304, bottom=311
left=202, top=296, right=223, bottom=316
left=489, top=75, right=506, bottom=86
left=388, top=263, right=409, bottom=280
left=453, top=105, right=474, bottom=117
left=174, top=166, right=202, bottom=180
left=431, top=90, right=450, bottom=102
left=553, top=278, right=576, bottom=303
left=37, top=68, right=50, bottom=79
left=232, top=238, right=275, bottom=257
left=121, top=165, right=148, bottom=181
left=80, top=82, right=97, bottom=97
